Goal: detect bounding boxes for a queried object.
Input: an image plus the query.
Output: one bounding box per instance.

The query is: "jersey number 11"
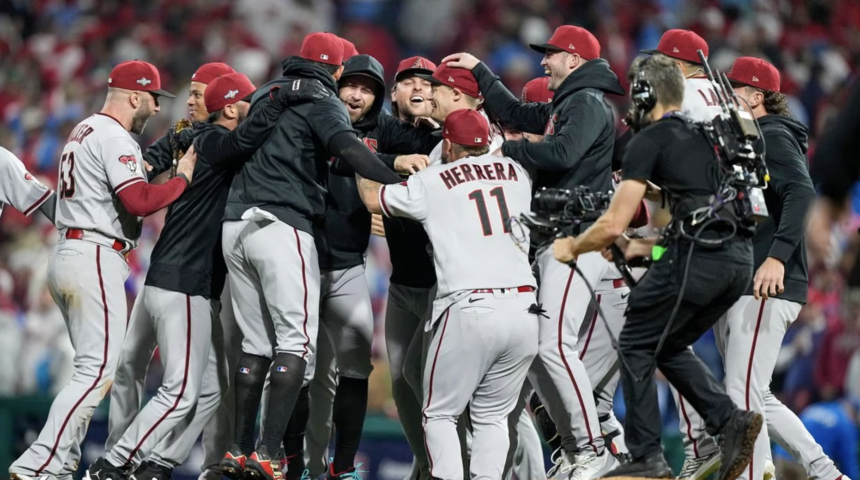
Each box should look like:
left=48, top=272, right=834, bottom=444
left=468, top=186, right=510, bottom=236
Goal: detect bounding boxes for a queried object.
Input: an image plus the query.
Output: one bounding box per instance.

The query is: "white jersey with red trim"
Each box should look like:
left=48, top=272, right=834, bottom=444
left=0, top=146, right=53, bottom=220
left=380, top=152, right=535, bottom=298
left=54, top=113, right=146, bottom=246
left=428, top=110, right=505, bottom=166
left=682, top=77, right=724, bottom=123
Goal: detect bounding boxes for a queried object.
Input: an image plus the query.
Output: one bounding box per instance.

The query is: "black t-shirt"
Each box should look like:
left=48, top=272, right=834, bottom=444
left=622, top=115, right=752, bottom=264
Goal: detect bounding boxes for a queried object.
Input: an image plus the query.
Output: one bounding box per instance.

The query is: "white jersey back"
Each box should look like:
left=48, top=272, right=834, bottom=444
left=0, top=147, right=53, bottom=220
left=380, top=153, right=535, bottom=297
left=55, top=113, right=147, bottom=246
left=682, top=77, right=724, bottom=123
left=429, top=110, right=505, bottom=166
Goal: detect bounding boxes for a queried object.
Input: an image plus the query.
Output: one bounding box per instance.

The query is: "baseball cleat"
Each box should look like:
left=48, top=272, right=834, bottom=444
left=326, top=461, right=367, bottom=480
left=603, top=451, right=673, bottom=478
left=219, top=445, right=247, bottom=480
left=547, top=447, right=572, bottom=479
left=244, top=448, right=284, bottom=480
left=717, top=410, right=763, bottom=480
left=84, top=457, right=128, bottom=480
left=129, top=460, right=172, bottom=480
left=197, top=468, right=221, bottom=480
left=565, top=450, right=618, bottom=480
left=678, top=451, right=722, bottom=480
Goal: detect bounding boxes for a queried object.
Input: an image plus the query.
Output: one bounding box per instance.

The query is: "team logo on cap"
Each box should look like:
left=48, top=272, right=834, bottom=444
left=412, top=58, right=426, bottom=68
left=448, top=76, right=455, bottom=83
left=673, top=47, right=681, bottom=53
left=119, top=154, right=138, bottom=173
left=569, top=44, right=576, bottom=50
left=752, top=76, right=760, bottom=82
left=136, top=77, right=152, bottom=86
left=224, top=89, right=239, bottom=99
left=321, top=54, right=329, bottom=60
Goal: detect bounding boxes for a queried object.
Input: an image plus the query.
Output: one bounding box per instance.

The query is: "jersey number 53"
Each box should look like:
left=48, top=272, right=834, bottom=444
left=59, top=151, right=76, bottom=199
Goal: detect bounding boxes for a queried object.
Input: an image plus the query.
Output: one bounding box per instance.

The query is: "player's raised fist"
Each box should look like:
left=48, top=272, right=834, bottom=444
left=394, top=154, right=430, bottom=174
left=441, top=53, right=481, bottom=71
left=176, top=145, right=197, bottom=183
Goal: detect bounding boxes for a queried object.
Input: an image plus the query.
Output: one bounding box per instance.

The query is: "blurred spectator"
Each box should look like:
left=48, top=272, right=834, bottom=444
left=815, top=288, right=860, bottom=401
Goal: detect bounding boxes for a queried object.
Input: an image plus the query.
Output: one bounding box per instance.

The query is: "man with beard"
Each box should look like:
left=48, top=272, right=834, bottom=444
left=219, top=33, right=404, bottom=480
left=9, top=60, right=196, bottom=480
left=92, top=72, right=327, bottom=480
left=443, top=25, right=625, bottom=480
left=280, top=53, right=437, bottom=480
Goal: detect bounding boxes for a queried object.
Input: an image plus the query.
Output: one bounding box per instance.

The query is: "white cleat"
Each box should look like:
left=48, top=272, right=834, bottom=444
left=547, top=447, right=572, bottom=479
left=564, top=450, right=618, bottom=480
left=678, top=451, right=721, bottom=480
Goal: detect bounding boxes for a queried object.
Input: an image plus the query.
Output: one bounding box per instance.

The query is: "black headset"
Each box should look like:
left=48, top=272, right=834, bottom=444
left=631, top=56, right=657, bottom=113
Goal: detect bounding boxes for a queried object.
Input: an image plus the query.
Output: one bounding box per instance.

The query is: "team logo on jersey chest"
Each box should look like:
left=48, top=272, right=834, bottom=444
left=119, top=155, right=139, bottom=173
left=544, top=114, right=558, bottom=135
left=24, top=172, right=46, bottom=189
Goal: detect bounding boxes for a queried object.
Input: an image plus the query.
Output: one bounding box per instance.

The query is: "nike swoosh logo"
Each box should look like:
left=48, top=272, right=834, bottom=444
left=468, top=298, right=483, bottom=303
left=620, top=293, right=629, bottom=299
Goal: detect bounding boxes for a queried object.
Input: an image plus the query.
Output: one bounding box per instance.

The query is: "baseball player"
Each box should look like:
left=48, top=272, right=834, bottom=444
left=219, top=32, right=402, bottom=480
left=280, top=53, right=437, bottom=479
left=94, top=72, right=328, bottom=480
left=100, top=61, right=236, bottom=480
left=8, top=60, right=195, bottom=480
left=382, top=55, right=441, bottom=480
left=355, top=108, right=539, bottom=480
left=444, top=25, right=625, bottom=480
left=676, top=58, right=850, bottom=480
left=0, top=146, right=55, bottom=223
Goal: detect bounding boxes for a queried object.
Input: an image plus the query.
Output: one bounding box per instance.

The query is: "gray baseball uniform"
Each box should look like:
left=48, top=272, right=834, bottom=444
left=11, top=113, right=143, bottom=478
left=380, top=152, right=538, bottom=480
left=0, top=146, right=54, bottom=220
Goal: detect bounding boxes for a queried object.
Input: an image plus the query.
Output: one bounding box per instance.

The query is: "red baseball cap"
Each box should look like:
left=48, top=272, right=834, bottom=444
left=340, top=37, right=359, bottom=63
left=641, top=29, right=709, bottom=64
left=726, top=57, right=781, bottom=92
left=440, top=109, right=490, bottom=147
left=192, top=62, right=235, bottom=85
left=204, top=73, right=256, bottom=113
left=300, top=32, right=343, bottom=66
left=522, top=77, right=553, bottom=103
left=415, top=63, right=481, bottom=98
left=108, top=60, right=175, bottom=98
left=395, top=56, right=437, bottom=83
left=529, top=25, right=600, bottom=60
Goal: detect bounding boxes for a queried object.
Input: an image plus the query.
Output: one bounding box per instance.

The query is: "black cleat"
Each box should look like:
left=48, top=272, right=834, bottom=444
left=84, top=457, right=129, bottom=480
left=718, top=410, right=763, bottom=480
left=604, top=451, right=673, bottom=478
left=130, top=461, right=173, bottom=480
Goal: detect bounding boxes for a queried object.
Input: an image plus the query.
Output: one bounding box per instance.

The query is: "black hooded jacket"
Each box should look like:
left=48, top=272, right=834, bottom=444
left=472, top=59, right=624, bottom=196
left=318, top=55, right=438, bottom=271
left=752, top=115, right=814, bottom=304
left=223, top=56, right=400, bottom=234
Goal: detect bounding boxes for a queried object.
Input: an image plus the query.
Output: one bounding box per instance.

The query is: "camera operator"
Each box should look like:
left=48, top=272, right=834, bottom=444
left=553, top=55, right=763, bottom=480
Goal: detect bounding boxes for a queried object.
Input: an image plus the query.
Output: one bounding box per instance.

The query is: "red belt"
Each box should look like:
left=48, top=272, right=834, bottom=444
left=614, top=278, right=626, bottom=289
left=65, top=229, right=126, bottom=253
left=472, top=286, right=536, bottom=294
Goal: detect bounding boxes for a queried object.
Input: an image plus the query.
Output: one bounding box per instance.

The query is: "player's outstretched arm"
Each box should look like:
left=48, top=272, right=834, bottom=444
left=328, top=132, right=402, bottom=184
left=117, top=146, right=197, bottom=217
left=443, top=52, right=549, bottom=134
left=355, top=174, right=383, bottom=214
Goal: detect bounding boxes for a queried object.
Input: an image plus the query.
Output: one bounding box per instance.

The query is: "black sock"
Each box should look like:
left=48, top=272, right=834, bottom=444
left=233, top=354, right=271, bottom=454
left=531, top=392, right=562, bottom=452
left=261, top=353, right=307, bottom=454
left=332, top=377, right=368, bottom=473
left=283, top=385, right=310, bottom=480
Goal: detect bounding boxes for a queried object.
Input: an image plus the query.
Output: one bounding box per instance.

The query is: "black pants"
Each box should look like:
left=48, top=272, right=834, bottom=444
left=619, top=243, right=752, bottom=459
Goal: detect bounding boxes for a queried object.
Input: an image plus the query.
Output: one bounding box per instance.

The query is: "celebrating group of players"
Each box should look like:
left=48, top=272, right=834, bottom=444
left=1, top=19, right=853, bottom=480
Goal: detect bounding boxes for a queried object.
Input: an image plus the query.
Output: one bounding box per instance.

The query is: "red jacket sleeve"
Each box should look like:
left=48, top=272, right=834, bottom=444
left=116, top=176, right=187, bottom=217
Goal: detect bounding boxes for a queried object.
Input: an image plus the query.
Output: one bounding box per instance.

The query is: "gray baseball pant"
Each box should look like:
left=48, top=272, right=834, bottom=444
left=11, top=240, right=129, bottom=478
